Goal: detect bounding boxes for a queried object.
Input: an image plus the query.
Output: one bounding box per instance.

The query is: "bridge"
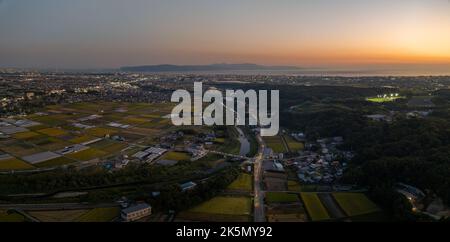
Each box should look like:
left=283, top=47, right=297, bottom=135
left=204, top=149, right=253, bottom=160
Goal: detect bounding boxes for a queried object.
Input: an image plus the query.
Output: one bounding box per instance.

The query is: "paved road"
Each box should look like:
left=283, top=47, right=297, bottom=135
left=253, top=134, right=266, bottom=222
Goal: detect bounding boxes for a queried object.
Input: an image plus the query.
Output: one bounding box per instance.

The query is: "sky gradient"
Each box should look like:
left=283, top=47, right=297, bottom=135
left=1, top=0, right=450, bottom=70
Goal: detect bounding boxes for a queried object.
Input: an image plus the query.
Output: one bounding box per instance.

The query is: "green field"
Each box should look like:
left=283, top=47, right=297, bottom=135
left=301, top=193, right=330, bottom=221
left=287, top=180, right=302, bottom=192
left=0, top=102, right=216, bottom=172
left=263, top=135, right=286, bottom=153
left=36, top=127, right=68, bottom=137
left=89, top=139, right=128, bottom=153
left=283, top=136, right=304, bottom=152
left=266, top=192, right=300, bottom=203
left=0, top=210, right=25, bottom=222
left=69, top=135, right=96, bottom=144
left=34, top=156, right=76, bottom=168
left=30, top=115, right=67, bottom=126
left=75, top=207, right=120, bottom=222
left=28, top=209, right=89, bottom=222
left=160, top=151, right=191, bottom=161
left=214, top=138, right=225, bottom=144
left=86, top=127, right=117, bottom=137
left=188, top=196, right=252, bottom=215
left=366, top=96, right=404, bottom=103
left=67, top=148, right=107, bottom=161
left=0, top=158, right=35, bottom=171
left=121, top=116, right=149, bottom=125
left=333, top=193, right=381, bottom=217
left=227, top=173, right=252, bottom=191
left=12, top=131, right=41, bottom=140
left=0, top=141, right=43, bottom=157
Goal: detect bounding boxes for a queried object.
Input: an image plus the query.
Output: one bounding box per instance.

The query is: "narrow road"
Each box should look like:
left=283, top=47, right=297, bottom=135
left=253, top=134, right=266, bottom=222
left=0, top=202, right=118, bottom=211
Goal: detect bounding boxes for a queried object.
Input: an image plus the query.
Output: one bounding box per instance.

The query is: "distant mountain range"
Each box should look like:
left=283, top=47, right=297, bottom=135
left=120, top=63, right=301, bottom=72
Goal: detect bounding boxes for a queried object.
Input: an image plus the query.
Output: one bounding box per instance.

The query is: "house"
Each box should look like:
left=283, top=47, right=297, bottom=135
left=121, top=203, right=152, bottom=222
left=180, top=181, right=197, bottom=192
left=395, top=183, right=426, bottom=201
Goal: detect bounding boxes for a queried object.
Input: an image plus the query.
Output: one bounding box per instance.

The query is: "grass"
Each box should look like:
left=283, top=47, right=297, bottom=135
left=301, top=193, right=330, bottom=221
left=0, top=141, right=43, bottom=157
left=66, top=148, right=107, bottom=161
left=88, top=139, right=127, bottom=153
left=28, top=210, right=89, bottom=222
left=266, top=192, right=300, bottom=204
left=0, top=210, right=25, bottom=222
left=97, top=142, right=128, bottom=153
left=263, top=136, right=286, bottom=153
left=160, top=151, right=191, bottom=161
left=121, top=117, right=149, bottom=125
left=86, top=127, right=117, bottom=137
left=283, top=135, right=304, bottom=152
left=287, top=180, right=302, bottom=192
left=27, top=136, right=71, bottom=150
left=333, top=193, right=381, bottom=217
left=188, top=196, right=252, bottom=215
left=30, top=115, right=67, bottom=126
left=33, top=156, right=76, bottom=168
left=0, top=158, right=35, bottom=171
left=36, top=127, right=68, bottom=137
left=75, top=207, right=120, bottom=222
left=217, top=127, right=241, bottom=155
left=299, top=185, right=318, bottom=192
left=227, top=173, right=252, bottom=191
left=12, top=131, right=40, bottom=140
left=214, top=138, right=225, bottom=143
left=69, top=135, right=96, bottom=144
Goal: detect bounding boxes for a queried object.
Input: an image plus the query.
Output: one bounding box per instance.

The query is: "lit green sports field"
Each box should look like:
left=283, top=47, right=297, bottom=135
left=366, top=96, right=404, bottom=103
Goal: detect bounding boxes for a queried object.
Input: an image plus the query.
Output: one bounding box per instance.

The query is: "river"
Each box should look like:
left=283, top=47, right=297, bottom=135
left=235, top=126, right=250, bottom=157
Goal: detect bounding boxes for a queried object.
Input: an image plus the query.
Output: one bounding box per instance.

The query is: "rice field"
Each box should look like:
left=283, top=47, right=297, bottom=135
left=301, top=193, right=330, bottom=221
left=86, top=127, right=117, bottom=137
left=283, top=135, right=304, bottom=152
left=0, top=158, right=35, bottom=171
left=0, top=210, right=25, bottom=222
left=75, top=207, right=120, bottom=222
left=12, top=131, right=41, bottom=140
left=227, top=173, right=252, bottom=191
left=287, top=180, right=302, bottom=192
left=69, top=135, right=96, bottom=144
left=263, top=136, right=286, bottom=153
left=33, top=156, right=76, bottom=168
left=160, top=151, right=191, bottom=161
left=266, top=192, right=300, bottom=204
left=187, top=196, right=252, bottom=216
left=333, top=193, right=381, bottom=217
left=0, top=102, right=195, bottom=172
left=28, top=210, right=89, bottom=222
left=66, top=148, right=107, bottom=161
left=36, top=127, right=68, bottom=137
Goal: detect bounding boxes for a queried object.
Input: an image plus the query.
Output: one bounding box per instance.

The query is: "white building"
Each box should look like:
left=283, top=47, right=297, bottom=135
left=121, top=203, right=152, bottom=222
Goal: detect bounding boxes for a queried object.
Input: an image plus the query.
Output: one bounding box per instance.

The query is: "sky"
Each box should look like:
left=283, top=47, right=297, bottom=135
left=0, top=0, right=450, bottom=71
